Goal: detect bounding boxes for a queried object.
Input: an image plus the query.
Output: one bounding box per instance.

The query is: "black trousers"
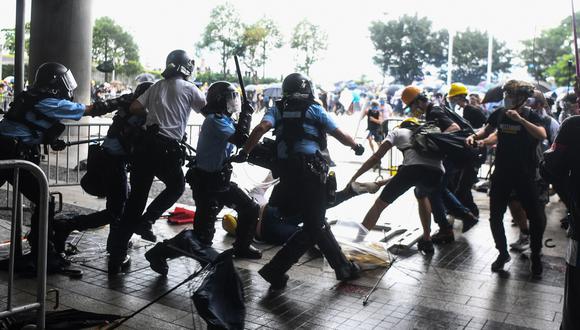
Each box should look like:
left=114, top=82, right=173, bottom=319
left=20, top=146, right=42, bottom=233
left=107, top=134, right=185, bottom=258
left=264, top=156, right=330, bottom=274
left=489, top=169, right=546, bottom=256
left=562, top=256, right=580, bottom=329
left=69, top=152, right=127, bottom=240
left=448, top=163, right=479, bottom=216
left=190, top=168, right=259, bottom=248
left=0, top=137, right=55, bottom=257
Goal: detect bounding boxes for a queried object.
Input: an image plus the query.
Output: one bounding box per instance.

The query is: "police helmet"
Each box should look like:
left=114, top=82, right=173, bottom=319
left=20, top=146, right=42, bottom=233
left=282, top=73, right=316, bottom=100
left=32, top=62, right=77, bottom=100
left=161, top=50, right=195, bottom=79
left=203, top=81, right=240, bottom=114
left=134, top=81, right=153, bottom=99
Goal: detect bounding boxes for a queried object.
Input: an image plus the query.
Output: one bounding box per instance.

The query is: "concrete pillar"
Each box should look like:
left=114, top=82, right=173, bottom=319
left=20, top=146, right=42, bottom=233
left=29, top=0, right=93, bottom=104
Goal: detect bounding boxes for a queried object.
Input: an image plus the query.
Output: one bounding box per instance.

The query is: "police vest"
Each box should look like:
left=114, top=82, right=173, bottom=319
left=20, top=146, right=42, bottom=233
left=4, top=91, right=65, bottom=145
left=275, top=99, right=327, bottom=155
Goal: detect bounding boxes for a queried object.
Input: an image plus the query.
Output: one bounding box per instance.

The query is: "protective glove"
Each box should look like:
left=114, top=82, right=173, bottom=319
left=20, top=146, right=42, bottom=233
left=352, top=143, right=365, bottom=156
left=229, top=149, right=249, bottom=163
left=51, top=139, right=67, bottom=151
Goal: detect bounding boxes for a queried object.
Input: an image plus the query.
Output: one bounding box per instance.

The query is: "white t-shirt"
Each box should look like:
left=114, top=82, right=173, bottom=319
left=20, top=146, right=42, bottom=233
left=137, top=77, right=206, bottom=140
left=384, top=127, right=444, bottom=172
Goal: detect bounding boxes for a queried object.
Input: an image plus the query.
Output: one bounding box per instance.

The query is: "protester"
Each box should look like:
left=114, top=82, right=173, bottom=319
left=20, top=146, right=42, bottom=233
left=466, top=80, right=547, bottom=276
left=350, top=116, right=442, bottom=253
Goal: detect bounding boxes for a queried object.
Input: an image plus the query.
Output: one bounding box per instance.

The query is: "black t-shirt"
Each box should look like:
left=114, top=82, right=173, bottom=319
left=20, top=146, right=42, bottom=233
left=487, top=107, right=543, bottom=173
left=426, top=105, right=454, bottom=132
left=463, top=104, right=486, bottom=129
left=367, top=108, right=381, bottom=131
left=553, top=116, right=580, bottom=240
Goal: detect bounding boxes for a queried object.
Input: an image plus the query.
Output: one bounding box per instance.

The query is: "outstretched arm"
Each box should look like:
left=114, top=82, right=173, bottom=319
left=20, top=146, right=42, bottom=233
left=350, top=140, right=392, bottom=183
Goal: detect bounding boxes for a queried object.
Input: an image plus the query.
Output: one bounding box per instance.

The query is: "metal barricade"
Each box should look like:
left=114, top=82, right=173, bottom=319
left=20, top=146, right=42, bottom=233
left=381, top=118, right=404, bottom=176
left=44, top=122, right=202, bottom=187
left=0, top=160, right=49, bottom=329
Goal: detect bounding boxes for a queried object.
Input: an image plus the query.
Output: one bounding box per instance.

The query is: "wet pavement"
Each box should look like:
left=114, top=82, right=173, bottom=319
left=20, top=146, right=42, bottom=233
left=0, top=116, right=569, bottom=329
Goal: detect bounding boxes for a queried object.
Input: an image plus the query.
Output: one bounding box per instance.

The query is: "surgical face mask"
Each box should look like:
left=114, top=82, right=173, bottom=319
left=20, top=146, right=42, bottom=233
left=226, top=92, right=241, bottom=114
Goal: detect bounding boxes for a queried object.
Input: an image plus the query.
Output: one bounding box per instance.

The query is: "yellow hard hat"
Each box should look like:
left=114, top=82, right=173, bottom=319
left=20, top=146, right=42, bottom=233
left=401, top=86, right=423, bottom=107
left=447, top=83, right=468, bottom=98
left=399, top=117, right=420, bottom=129
left=222, top=214, right=237, bottom=236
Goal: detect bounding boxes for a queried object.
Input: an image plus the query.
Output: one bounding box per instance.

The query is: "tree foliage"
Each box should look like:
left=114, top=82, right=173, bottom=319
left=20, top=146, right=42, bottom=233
left=241, top=18, right=283, bottom=80
left=92, top=17, right=142, bottom=77
left=1, top=23, right=31, bottom=55
left=369, top=15, right=447, bottom=85
left=442, top=29, right=512, bottom=85
left=198, top=2, right=244, bottom=78
left=290, top=19, right=327, bottom=75
left=546, top=53, right=576, bottom=86
left=521, top=24, right=570, bottom=81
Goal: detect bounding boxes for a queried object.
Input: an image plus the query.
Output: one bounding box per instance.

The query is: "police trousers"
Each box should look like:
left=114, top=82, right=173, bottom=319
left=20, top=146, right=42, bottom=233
left=107, top=133, right=185, bottom=258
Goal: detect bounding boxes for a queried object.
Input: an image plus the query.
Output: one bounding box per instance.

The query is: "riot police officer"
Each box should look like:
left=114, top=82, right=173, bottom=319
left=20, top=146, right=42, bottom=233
left=107, top=50, right=206, bottom=274
left=143, top=81, right=261, bottom=276
left=0, top=62, right=103, bottom=272
left=52, top=80, right=153, bottom=253
left=233, top=73, right=364, bottom=290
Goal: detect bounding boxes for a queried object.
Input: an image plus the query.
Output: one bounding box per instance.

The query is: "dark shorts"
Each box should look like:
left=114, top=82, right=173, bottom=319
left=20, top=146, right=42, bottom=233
left=379, top=165, right=443, bottom=204
left=508, top=178, right=550, bottom=205
left=367, top=129, right=383, bottom=142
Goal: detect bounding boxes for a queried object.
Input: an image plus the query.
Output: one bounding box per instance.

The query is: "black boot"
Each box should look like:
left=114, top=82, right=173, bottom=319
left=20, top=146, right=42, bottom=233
left=232, top=204, right=262, bottom=259
left=317, top=223, right=360, bottom=281
left=145, top=243, right=173, bottom=276
left=259, top=229, right=314, bottom=290
left=108, top=255, right=131, bottom=275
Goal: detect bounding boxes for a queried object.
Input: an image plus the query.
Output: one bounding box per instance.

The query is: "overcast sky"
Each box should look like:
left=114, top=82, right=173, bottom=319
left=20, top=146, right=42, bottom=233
left=0, top=0, right=576, bottom=84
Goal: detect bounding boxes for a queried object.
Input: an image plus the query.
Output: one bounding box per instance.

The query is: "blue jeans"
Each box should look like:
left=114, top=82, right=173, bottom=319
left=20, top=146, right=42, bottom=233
left=430, top=160, right=471, bottom=231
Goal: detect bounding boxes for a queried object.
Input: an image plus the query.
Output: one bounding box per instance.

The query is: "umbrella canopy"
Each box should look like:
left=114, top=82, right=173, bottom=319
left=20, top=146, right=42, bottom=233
left=263, top=83, right=282, bottom=99
left=534, top=81, right=552, bottom=93
left=135, top=73, right=156, bottom=84
left=482, top=85, right=503, bottom=104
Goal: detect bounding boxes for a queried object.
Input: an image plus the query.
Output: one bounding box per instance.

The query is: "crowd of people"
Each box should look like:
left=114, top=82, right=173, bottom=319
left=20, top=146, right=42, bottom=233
left=0, top=49, right=578, bottom=329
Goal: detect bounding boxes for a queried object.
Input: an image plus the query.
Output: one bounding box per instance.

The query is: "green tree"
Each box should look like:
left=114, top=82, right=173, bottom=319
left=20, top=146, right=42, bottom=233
left=198, top=2, right=244, bottom=78
left=241, top=18, right=283, bottom=80
left=1, top=22, right=31, bottom=55
left=92, top=17, right=142, bottom=78
left=442, top=29, right=512, bottom=85
left=290, top=19, right=327, bottom=75
left=520, top=14, right=575, bottom=81
left=369, top=14, right=447, bottom=85
left=546, top=53, right=576, bottom=86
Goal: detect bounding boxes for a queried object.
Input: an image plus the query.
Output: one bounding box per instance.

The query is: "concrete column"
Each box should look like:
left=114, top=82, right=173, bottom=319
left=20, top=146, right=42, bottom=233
left=29, top=0, right=93, bottom=104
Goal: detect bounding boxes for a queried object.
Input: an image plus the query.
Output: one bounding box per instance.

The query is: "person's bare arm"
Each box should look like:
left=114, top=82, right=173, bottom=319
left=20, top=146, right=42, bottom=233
left=243, top=121, right=272, bottom=154
left=129, top=99, right=147, bottom=116
left=444, top=122, right=460, bottom=133
left=505, top=110, right=546, bottom=140
left=328, top=127, right=358, bottom=149
left=465, top=123, right=495, bottom=146
left=350, top=140, right=392, bottom=182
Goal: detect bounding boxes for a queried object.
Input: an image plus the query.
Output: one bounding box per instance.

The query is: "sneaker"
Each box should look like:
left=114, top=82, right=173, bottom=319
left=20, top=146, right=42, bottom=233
left=461, top=213, right=479, bottom=233
left=351, top=181, right=381, bottom=195
left=417, top=238, right=434, bottom=254
left=530, top=254, right=543, bottom=278
left=509, top=233, right=530, bottom=252
left=491, top=253, right=511, bottom=272
left=431, top=229, right=455, bottom=244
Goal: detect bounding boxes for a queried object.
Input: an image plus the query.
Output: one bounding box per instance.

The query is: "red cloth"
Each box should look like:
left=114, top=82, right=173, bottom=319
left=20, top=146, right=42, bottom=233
left=167, top=206, right=196, bottom=224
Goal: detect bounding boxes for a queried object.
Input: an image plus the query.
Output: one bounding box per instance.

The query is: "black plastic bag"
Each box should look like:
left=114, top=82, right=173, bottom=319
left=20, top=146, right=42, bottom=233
left=192, top=250, right=245, bottom=330
left=80, top=144, right=107, bottom=197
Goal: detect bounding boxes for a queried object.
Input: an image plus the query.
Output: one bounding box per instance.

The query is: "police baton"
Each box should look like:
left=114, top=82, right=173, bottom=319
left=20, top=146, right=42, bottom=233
left=234, top=55, right=248, bottom=106
left=64, top=137, right=106, bottom=147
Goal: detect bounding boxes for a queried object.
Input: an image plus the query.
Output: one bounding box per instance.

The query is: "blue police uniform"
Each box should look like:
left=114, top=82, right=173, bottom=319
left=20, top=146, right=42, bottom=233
left=0, top=95, right=86, bottom=264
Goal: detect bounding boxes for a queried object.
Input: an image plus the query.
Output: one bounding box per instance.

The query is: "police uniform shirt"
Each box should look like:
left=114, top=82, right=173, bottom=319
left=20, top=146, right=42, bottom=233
left=137, top=77, right=206, bottom=141
left=487, top=107, right=543, bottom=173
left=0, top=98, right=85, bottom=144
left=262, top=102, right=337, bottom=158
left=195, top=113, right=235, bottom=172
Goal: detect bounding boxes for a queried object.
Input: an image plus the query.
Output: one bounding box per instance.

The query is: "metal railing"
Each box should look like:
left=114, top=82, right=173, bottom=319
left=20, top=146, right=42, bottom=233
left=44, top=122, right=202, bottom=187
left=0, top=160, right=49, bottom=329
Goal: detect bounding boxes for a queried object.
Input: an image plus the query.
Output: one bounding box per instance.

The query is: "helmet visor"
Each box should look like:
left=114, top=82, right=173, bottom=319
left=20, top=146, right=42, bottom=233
left=60, top=69, right=77, bottom=92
